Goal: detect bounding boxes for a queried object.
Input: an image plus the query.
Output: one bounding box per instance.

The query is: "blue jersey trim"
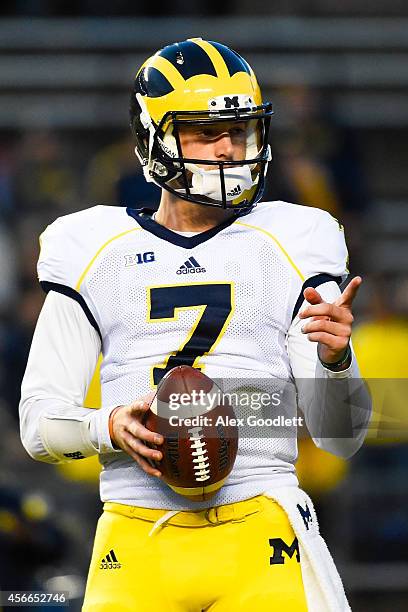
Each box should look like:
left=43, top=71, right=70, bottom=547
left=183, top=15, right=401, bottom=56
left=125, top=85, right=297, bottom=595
left=40, top=281, right=102, bottom=342
left=291, top=273, right=343, bottom=321
left=126, top=207, right=240, bottom=249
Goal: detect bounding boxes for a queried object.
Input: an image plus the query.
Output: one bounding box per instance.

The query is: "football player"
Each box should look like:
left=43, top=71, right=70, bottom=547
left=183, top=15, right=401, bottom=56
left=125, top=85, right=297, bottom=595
left=20, top=39, right=371, bottom=610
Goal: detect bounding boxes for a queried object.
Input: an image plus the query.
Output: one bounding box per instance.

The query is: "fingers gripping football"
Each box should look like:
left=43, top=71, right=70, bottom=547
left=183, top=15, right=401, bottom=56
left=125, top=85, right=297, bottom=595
left=299, top=276, right=361, bottom=365
left=109, top=396, right=164, bottom=477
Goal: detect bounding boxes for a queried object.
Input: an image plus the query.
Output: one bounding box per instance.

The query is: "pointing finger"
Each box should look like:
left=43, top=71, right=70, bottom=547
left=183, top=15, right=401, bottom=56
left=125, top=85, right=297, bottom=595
left=337, top=276, right=362, bottom=308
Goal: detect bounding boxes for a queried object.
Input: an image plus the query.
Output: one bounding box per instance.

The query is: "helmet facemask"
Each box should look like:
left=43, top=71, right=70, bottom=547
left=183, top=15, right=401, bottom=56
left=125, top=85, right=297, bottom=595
left=134, top=99, right=273, bottom=213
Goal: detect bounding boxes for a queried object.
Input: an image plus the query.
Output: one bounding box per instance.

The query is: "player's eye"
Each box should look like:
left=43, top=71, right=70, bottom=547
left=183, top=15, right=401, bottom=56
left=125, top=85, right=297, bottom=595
left=201, top=128, right=216, bottom=138
left=230, top=127, right=246, bottom=136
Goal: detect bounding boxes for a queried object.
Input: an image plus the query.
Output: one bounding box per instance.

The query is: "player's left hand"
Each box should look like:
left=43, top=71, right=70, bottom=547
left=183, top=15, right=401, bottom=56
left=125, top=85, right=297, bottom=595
left=299, top=276, right=362, bottom=366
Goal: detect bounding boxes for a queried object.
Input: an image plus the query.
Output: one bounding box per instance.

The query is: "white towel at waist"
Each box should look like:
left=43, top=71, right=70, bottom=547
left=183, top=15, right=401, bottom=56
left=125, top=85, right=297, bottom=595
left=263, top=485, right=351, bottom=612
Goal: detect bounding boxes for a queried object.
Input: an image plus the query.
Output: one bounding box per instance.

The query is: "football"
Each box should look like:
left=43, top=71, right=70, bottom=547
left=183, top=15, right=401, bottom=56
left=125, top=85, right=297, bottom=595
left=143, top=366, right=238, bottom=501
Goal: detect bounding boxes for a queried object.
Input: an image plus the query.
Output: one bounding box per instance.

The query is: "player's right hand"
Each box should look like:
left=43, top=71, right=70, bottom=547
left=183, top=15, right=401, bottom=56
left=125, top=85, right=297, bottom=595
left=109, top=395, right=164, bottom=477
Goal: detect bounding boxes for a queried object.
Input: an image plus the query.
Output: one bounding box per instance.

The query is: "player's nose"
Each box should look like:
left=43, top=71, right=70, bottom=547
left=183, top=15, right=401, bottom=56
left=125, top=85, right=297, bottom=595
left=214, top=132, right=234, bottom=160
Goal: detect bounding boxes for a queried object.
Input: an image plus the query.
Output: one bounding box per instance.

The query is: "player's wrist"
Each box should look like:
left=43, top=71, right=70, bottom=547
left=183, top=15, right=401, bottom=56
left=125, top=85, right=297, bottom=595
left=108, top=405, right=124, bottom=449
left=318, top=344, right=352, bottom=372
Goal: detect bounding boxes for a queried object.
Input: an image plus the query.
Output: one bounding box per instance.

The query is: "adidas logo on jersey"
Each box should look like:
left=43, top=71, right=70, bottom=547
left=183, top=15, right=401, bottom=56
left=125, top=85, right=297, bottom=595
left=177, top=257, right=206, bottom=275
left=226, top=185, right=242, bottom=198
left=100, top=549, right=122, bottom=570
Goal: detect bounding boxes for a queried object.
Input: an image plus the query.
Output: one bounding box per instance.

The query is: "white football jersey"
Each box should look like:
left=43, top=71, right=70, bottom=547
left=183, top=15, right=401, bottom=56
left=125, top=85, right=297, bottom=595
left=37, top=201, right=349, bottom=508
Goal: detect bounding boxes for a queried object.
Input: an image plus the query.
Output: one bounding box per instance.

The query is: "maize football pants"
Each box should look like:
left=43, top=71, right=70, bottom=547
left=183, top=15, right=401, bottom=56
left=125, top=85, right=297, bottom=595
left=82, top=494, right=307, bottom=611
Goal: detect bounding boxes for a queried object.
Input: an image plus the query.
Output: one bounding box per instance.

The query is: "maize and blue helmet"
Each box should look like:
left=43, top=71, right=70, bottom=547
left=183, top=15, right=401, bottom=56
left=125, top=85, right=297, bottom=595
left=130, top=38, right=273, bottom=213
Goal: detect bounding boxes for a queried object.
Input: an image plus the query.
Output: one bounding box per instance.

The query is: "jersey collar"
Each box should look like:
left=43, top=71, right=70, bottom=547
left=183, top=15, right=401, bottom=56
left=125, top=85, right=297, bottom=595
left=126, top=207, right=239, bottom=249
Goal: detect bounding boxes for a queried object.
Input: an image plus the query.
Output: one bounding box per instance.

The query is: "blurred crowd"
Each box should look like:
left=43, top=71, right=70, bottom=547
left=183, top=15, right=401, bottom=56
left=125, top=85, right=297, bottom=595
left=0, top=85, right=407, bottom=610
left=0, top=0, right=232, bottom=17
left=0, top=0, right=406, bottom=17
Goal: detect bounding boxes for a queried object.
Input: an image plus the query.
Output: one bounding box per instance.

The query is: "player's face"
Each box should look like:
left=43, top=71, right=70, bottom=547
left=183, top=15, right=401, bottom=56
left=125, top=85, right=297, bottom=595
left=177, top=120, right=248, bottom=169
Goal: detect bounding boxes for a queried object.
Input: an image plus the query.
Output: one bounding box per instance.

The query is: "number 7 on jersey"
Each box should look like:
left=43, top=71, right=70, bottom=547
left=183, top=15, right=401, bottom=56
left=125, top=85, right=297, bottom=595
left=147, top=282, right=235, bottom=386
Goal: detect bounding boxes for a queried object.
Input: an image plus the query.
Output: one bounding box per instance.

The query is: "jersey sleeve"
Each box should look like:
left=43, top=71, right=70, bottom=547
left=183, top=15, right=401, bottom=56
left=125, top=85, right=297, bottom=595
left=291, top=210, right=349, bottom=321
left=303, top=209, right=349, bottom=281
left=37, top=213, right=102, bottom=339
left=38, top=217, right=78, bottom=288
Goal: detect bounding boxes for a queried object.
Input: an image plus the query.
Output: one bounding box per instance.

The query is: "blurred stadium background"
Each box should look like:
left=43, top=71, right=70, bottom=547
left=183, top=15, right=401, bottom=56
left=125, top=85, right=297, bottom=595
left=0, top=2, right=407, bottom=611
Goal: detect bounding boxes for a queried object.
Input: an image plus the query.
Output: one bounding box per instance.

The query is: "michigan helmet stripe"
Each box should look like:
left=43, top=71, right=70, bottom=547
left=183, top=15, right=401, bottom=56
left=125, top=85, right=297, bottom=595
left=158, top=40, right=217, bottom=81
left=209, top=41, right=252, bottom=77
left=135, top=66, right=174, bottom=98
left=147, top=55, right=186, bottom=91
left=190, top=38, right=230, bottom=81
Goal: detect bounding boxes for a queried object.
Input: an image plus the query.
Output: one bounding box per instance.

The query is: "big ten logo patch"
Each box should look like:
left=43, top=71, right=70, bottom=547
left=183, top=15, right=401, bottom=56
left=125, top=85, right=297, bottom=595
left=124, top=252, right=155, bottom=266
left=269, top=537, right=300, bottom=565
